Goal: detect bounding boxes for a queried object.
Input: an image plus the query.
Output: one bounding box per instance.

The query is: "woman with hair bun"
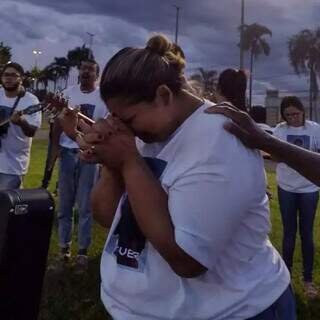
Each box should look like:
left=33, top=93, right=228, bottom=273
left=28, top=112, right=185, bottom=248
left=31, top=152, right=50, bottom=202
left=60, top=34, right=295, bottom=319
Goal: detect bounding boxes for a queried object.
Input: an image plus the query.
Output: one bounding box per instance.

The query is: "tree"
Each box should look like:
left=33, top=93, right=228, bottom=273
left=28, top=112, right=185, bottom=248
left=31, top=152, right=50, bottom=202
left=37, top=67, right=56, bottom=92
left=67, top=45, right=94, bottom=69
left=43, top=63, right=60, bottom=92
left=52, top=57, right=71, bottom=89
left=0, top=42, right=12, bottom=67
left=241, top=23, right=272, bottom=109
left=288, top=28, right=320, bottom=120
left=29, top=66, right=42, bottom=91
left=189, top=68, right=218, bottom=98
left=42, top=57, right=71, bottom=92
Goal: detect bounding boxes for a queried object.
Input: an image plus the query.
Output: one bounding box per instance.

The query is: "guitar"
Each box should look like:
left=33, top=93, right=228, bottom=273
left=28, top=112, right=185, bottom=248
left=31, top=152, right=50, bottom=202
left=0, top=91, right=94, bottom=128
left=40, top=92, right=95, bottom=189
left=45, top=92, right=95, bottom=125
left=0, top=103, right=45, bottom=127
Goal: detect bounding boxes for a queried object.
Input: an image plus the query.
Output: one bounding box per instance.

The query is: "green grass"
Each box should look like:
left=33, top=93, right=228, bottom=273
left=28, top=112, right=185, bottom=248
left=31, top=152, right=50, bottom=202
left=25, top=140, right=320, bottom=319
left=25, top=140, right=110, bottom=320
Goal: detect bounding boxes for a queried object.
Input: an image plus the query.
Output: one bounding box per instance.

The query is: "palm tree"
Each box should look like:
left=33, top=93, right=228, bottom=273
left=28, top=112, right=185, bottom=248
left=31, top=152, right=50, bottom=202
left=41, top=57, right=71, bottom=92
left=189, top=68, right=218, bottom=98
left=43, top=63, right=61, bottom=92
left=0, top=42, right=12, bottom=67
left=67, top=45, right=94, bottom=69
left=52, top=57, right=71, bottom=89
left=241, top=23, right=272, bottom=109
left=288, top=28, right=320, bottom=120
left=37, top=67, right=55, bottom=92
left=29, top=67, right=42, bottom=91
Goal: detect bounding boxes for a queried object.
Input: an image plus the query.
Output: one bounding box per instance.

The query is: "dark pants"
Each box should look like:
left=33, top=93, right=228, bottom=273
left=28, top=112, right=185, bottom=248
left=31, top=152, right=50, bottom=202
left=247, top=285, right=296, bottom=320
left=278, top=187, right=319, bottom=282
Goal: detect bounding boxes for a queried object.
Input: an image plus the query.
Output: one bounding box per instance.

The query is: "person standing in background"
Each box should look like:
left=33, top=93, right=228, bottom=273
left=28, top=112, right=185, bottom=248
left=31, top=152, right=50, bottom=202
left=0, top=62, right=41, bottom=190
left=51, top=59, right=108, bottom=271
left=274, top=96, right=320, bottom=299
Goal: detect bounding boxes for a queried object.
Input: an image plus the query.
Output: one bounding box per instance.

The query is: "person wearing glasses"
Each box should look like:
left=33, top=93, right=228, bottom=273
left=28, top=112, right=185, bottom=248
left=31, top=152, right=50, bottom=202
left=273, top=96, right=320, bottom=299
left=0, top=62, right=41, bottom=190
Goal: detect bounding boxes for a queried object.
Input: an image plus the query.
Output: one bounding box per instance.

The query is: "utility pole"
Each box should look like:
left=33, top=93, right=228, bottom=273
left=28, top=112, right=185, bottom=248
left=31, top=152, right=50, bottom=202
left=86, top=32, right=95, bottom=59
left=239, top=0, right=245, bottom=70
left=173, top=5, right=180, bottom=44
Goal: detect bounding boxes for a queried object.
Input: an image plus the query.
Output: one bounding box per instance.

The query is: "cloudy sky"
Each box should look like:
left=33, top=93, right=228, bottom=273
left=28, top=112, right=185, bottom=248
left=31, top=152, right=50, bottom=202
left=1, top=0, right=319, bottom=103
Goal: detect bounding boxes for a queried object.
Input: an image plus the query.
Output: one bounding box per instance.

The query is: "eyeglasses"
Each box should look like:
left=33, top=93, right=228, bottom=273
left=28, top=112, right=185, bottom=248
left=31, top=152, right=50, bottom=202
left=284, top=112, right=302, bottom=118
left=2, top=73, right=21, bottom=78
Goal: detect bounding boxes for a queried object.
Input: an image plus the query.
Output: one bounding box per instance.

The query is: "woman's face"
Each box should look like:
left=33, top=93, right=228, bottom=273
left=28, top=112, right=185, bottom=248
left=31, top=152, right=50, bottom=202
left=283, top=105, right=304, bottom=127
left=106, top=97, right=176, bottom=143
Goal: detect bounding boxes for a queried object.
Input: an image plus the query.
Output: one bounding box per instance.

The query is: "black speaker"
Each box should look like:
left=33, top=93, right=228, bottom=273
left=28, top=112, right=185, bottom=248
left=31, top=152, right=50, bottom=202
left=0, top=188, right=55, bottom=320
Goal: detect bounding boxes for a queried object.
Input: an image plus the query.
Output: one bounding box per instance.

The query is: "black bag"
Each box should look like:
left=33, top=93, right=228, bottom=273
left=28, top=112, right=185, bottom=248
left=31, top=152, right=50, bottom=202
left=0, top=188, right=55, bottom=320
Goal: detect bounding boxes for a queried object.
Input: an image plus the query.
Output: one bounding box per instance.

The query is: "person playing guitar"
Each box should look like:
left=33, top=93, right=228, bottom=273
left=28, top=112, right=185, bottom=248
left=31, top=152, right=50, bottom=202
left=0, top=62, right=41, bottom=190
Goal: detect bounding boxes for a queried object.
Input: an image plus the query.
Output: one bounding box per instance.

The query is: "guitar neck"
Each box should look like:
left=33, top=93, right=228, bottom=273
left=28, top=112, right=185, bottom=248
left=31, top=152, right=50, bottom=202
left=64, top=106, right=95, bottom=125
left=76, top=111, right=95, bottom=125
left=0, top=118, right=10, bottom=127
left=0, top=103, right=42, bottom=127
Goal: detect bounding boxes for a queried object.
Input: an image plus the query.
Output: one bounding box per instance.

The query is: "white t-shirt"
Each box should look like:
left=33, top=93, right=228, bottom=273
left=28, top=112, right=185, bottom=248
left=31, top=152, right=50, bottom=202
left=0, top=89, right=41, bottom=175
left=257, top=123, right=273, bottom=134
left=100, top=101, right=290, bottom=320
left=274, top=120, right=320, bottom=193
left=59, top=86, right=108, bottom=149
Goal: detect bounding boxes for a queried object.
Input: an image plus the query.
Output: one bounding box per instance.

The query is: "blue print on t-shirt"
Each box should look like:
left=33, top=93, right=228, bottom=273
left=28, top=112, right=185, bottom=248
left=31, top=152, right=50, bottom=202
left=80, top=104, right=95, bottom=119
left=287, top=134, right=310, bottom=150
left=106, top=157, right=167, bottom=272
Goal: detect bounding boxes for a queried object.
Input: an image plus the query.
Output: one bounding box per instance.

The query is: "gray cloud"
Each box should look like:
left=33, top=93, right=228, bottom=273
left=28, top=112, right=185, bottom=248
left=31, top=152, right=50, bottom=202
left=0, top=0, right=319, bottom=102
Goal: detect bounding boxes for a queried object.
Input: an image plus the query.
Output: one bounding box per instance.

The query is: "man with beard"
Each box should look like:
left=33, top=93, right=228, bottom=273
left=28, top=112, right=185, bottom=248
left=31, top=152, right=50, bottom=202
left=0, top=62, right=41, bottom=190
left=52, top=59, right=108, bottom=270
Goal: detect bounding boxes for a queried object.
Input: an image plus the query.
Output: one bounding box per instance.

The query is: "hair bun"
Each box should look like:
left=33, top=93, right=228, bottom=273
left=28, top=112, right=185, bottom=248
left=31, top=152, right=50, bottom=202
left=146, top=34, right=172, bottom=56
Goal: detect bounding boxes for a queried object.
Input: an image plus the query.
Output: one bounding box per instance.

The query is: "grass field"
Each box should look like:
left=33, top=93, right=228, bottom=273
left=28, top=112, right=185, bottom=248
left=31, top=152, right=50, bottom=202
left=24, top=140, right=320, bottom=320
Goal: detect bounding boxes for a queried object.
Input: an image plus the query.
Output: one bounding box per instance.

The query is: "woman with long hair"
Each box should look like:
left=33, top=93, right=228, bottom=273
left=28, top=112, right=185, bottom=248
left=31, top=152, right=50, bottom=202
left=274, top=96, right=320, bottom=299
left=214, top=68, right=247, bottom=112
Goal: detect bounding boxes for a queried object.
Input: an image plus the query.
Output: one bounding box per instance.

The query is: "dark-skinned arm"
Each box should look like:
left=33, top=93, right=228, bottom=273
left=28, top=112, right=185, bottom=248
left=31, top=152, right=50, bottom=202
left=11, top=113, right=37, bottom=137
left=205, top=105, right=320, bottom=186
left=260, top=133, right=320, bottom=186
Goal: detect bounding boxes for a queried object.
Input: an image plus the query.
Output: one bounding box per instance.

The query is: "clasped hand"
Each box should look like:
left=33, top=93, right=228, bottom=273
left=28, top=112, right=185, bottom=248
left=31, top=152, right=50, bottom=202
left=77, top=115, right=140, bottom=171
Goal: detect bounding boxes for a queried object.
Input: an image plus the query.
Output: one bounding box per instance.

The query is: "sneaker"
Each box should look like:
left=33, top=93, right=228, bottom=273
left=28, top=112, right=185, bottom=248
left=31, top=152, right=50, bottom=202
left=60, top=246, right=71, bottom=262
left=304, top=282, right=318, bottom=299
left=74, top=255, right=88, bottom=274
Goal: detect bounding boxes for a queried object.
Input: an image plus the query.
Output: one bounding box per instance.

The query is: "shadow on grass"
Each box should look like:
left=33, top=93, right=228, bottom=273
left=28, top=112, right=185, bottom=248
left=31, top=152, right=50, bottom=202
left=39, top=256, right=111, bottom=320
left=295, top=288, right=320, bottom=320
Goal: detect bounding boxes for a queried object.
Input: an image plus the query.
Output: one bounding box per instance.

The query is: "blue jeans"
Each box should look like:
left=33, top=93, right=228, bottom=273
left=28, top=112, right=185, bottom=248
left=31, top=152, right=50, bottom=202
left=0, top=173, right=22, bottom=190
left=247, top=285, right=296, bottom=320
left=278, top=187, right=319, bottom=282
left=58, top=147, right=98, bottom=250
